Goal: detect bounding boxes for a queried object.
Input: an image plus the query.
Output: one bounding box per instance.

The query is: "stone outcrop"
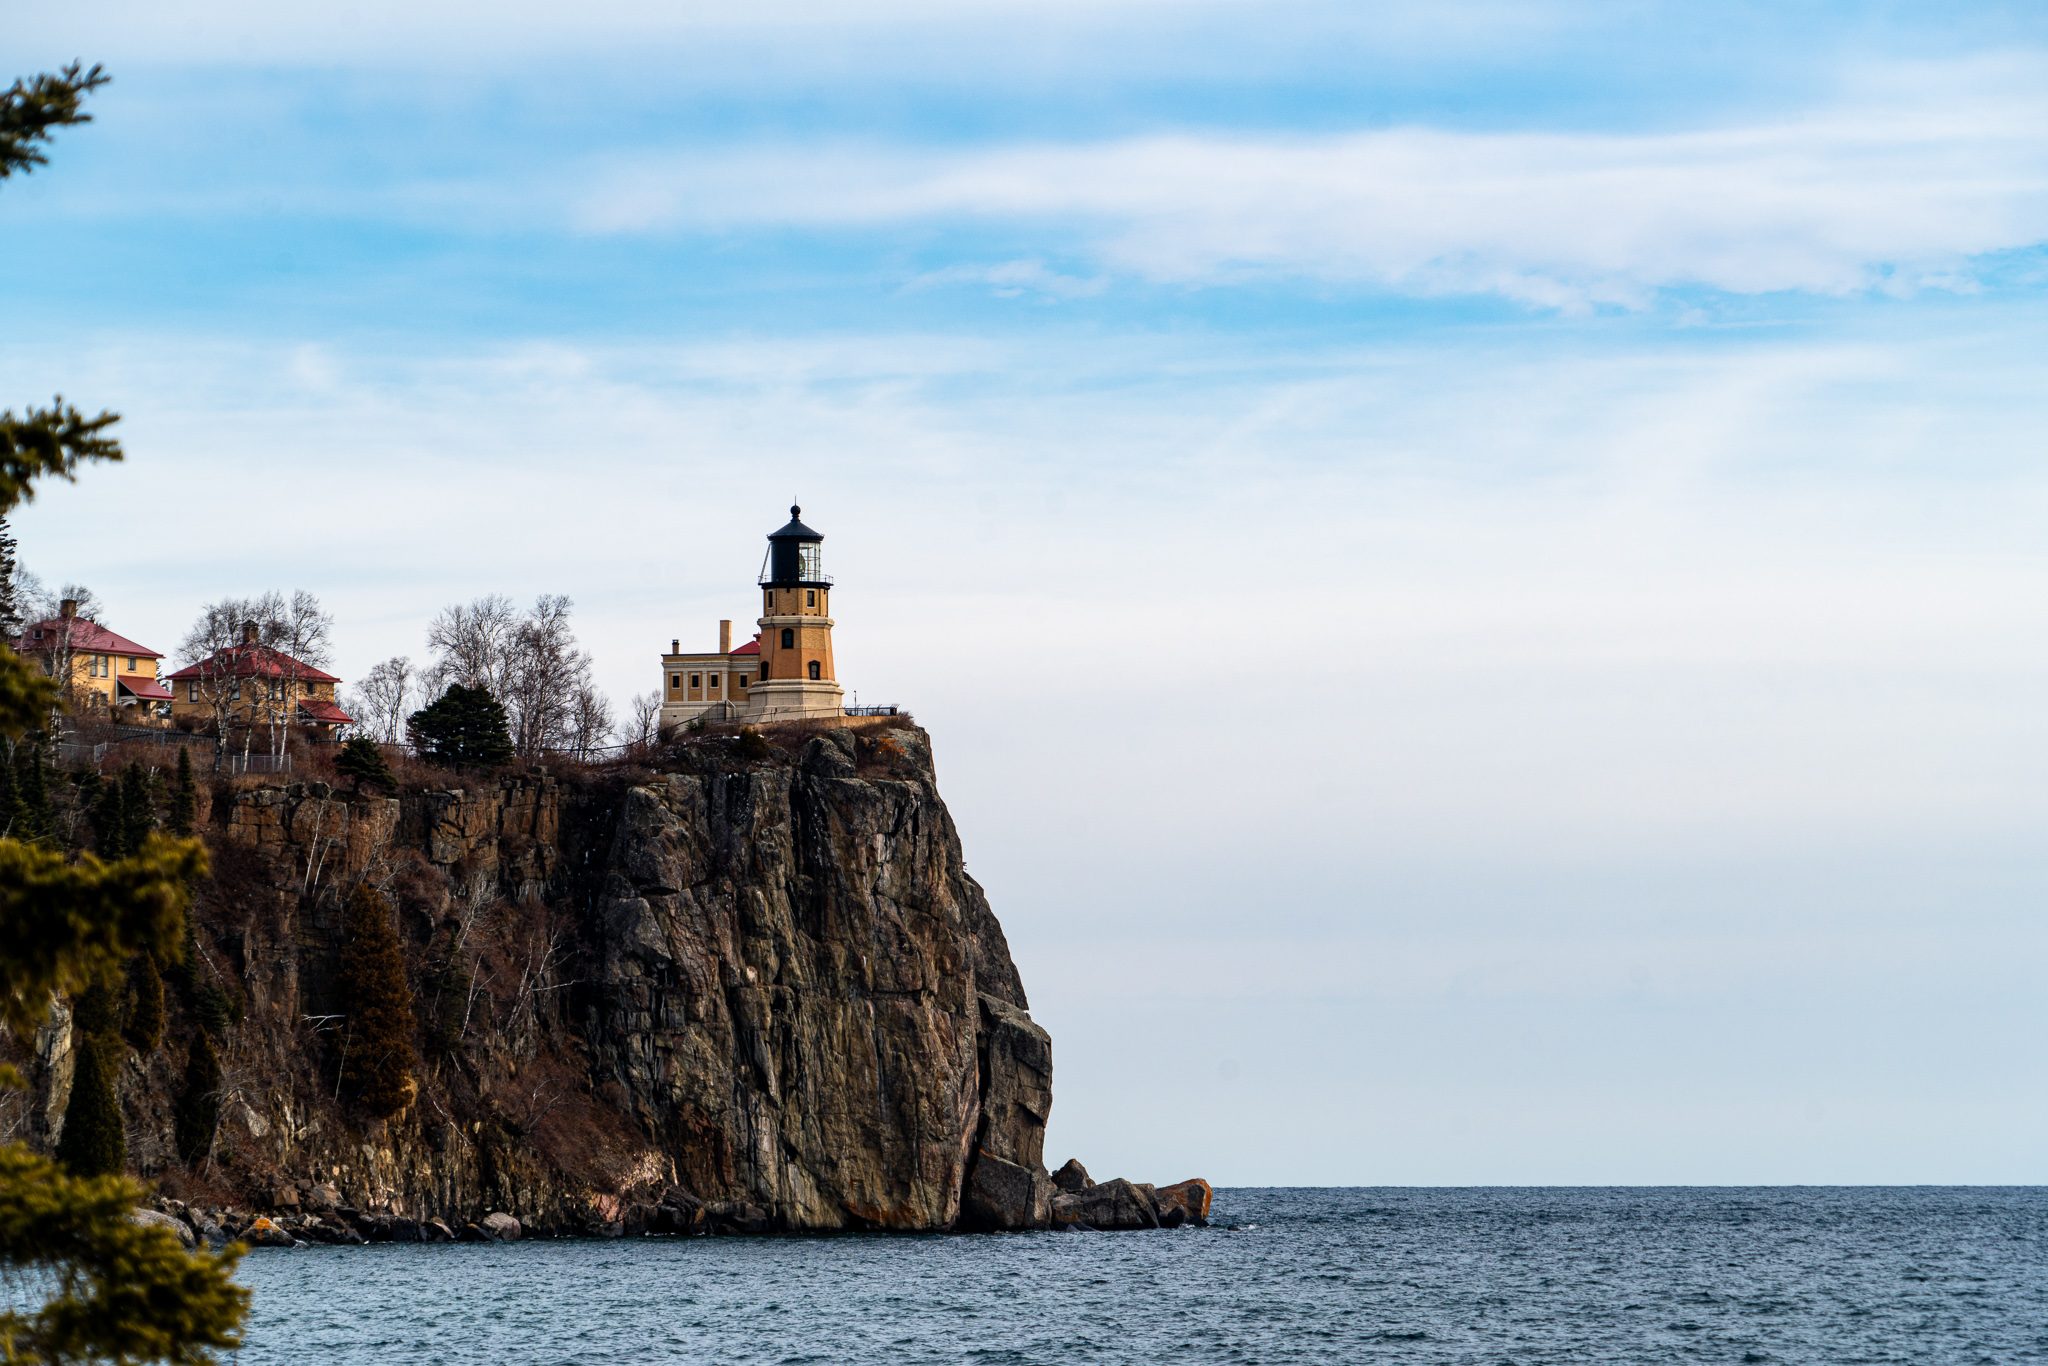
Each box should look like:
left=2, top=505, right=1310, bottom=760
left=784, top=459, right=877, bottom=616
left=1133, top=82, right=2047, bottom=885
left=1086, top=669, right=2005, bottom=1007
left=24, top=721, right=1206, bottom=1239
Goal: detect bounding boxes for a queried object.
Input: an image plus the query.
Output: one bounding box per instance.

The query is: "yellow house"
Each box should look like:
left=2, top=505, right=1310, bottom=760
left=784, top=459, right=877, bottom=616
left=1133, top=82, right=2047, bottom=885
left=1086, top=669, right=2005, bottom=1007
left=660, top=505, right=846, bottom=731
left=10, top=599, right=173, bottom=721
left=164, top=622, right=355, bottom=739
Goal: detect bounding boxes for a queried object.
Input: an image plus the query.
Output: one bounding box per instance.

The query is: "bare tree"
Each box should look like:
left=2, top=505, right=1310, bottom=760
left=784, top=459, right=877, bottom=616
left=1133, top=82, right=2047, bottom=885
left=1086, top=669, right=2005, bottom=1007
left=567, top=682, right=612, bottom=761
left=424, top=594, right=519, bottom=699
left=623, top=691, right=663, bottom=751
left=427, top=594, right=608, bottom=762
left=347, top=655, right=415, bottom=744
left=18, top=571, right=103, bottom=626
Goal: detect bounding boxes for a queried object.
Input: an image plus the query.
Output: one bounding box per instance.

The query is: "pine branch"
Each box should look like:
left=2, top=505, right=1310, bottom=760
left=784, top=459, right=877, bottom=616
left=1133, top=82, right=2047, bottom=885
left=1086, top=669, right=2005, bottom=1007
left=0, top=400, right=123, bottom=516
left=0, top=63, right=109, bottom=180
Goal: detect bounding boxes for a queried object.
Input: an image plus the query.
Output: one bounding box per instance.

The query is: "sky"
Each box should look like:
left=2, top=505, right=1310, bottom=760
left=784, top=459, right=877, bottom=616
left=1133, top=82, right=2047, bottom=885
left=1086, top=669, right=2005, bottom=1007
left=6, top=1, right=2048, bottom=1185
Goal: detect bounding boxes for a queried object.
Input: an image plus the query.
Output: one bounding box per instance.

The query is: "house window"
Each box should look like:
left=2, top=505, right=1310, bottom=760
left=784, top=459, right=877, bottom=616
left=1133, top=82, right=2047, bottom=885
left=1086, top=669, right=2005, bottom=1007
left=670, top=673, right=680, bottom=690
left=709, top=673, right=721, bottom=693
left=125, top=656, right=136, bottom=672
left=808, top=661, right=821, bottom=681
left=780, top=628, right=794, bottom=649
left=737, top=675, right=749, bottom=689
left=805, top=590, right=816, bottom=608
left=187, top=681, right=199, bottom=702
left=690, top=673, right=701, bottom=688
left=229, top=681, right=240, bottom=702
left=269, top=679, right=284, bottom=702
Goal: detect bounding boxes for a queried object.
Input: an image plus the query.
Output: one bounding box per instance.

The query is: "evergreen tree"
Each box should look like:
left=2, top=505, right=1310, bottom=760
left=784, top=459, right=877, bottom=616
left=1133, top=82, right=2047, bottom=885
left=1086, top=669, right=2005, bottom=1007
left=123, top=951, right=164, bottom=1054
left=90, top=774, right=123, bottom=859
left=334, top=884, right=418, bottom=1118
left=54, top=983, right=124, bottom=1179
left=0, top=740, right=18, bottom=837
left=0, top=63, right=246, bottom=1362
left=168, top=744, right=196, bottom=836
left=119, top=760, right=154, bottom=855
left=407, top=683, right=514, bottom=771
left=173, top=1030, right=221, bottom=1165
left=12, top=736, right=50, bottom=841
left=0, top=514, right=19, bottom=638
left=70, top=980, right=121, bottom=1040
left=333, top=735, right=396, bottom=792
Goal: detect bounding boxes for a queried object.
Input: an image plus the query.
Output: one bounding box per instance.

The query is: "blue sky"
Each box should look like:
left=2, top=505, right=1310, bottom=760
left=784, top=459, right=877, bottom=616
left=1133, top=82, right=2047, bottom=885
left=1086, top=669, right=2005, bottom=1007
left=8, top=1, right=2048, bottom=1183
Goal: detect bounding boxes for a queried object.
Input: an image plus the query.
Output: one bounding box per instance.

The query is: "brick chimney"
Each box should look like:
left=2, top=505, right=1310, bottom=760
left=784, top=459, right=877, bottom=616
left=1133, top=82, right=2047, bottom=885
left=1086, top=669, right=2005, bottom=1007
left=242, top=621, right=260, bottom=645
left=719, top=619, right=732, bottom=654
left=671, top=638, right=679, bottom=655
left=58, top=598, right=77, bottom=620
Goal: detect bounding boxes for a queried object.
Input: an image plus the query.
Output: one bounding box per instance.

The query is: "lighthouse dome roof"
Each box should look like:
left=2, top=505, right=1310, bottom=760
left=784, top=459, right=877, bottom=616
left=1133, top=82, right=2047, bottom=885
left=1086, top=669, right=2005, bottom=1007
left=768, top=505, right=822, bottom=541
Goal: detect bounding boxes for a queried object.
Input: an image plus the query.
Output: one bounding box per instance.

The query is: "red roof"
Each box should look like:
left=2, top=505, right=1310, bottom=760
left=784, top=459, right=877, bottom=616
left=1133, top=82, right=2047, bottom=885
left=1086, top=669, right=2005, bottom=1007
left=117, top=676, right=173, bottom=701
left=297, top=698, right=354, bottom=725
left=165, top=643, right=339, bottom=684
left=731, top=637, right=760, bottom=656
left=13, top=618, right=161, bottom=659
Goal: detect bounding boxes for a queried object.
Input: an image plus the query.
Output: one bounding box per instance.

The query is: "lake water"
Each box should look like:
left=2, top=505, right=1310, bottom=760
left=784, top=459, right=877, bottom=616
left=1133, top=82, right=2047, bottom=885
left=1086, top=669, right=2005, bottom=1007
left=230, top=1187, right=2048, bottom=1363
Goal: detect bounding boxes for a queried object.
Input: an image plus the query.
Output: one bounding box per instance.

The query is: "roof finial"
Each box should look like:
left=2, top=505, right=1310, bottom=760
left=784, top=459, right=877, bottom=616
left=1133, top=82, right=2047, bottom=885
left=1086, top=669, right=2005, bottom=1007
left=791, top=502, right=801, bottom=518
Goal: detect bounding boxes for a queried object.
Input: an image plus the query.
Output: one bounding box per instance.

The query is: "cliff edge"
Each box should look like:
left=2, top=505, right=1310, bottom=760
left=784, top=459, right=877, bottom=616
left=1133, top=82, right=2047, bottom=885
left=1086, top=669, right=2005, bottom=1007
left=11, top=722, right=1210, bottom=1238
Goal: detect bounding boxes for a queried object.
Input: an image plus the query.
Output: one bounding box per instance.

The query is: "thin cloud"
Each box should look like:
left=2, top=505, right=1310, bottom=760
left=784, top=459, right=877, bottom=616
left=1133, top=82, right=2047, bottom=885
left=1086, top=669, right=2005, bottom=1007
left=569, top=58, right=2048, bottom=308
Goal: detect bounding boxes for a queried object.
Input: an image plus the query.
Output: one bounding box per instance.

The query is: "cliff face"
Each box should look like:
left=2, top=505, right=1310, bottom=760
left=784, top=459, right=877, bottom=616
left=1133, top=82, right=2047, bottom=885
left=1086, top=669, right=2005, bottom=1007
left=19, top=723, right=1053, bottom=1234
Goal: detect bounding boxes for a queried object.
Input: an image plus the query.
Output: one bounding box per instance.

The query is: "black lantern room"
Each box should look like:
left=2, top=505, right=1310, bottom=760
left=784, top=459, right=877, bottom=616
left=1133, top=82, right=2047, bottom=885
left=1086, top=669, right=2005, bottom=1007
left=761, top=505, right=830, bottom=587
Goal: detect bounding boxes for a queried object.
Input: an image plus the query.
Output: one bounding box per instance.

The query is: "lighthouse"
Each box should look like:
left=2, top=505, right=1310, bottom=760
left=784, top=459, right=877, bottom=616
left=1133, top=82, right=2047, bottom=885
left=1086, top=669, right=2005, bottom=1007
left=747, top=505, right=845, bottom=720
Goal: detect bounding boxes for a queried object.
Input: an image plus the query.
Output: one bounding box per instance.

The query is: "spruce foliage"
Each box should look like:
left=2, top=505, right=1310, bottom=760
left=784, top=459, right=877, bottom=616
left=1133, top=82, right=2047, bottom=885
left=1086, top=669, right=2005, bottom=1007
left=407, top=683, right=514, bottom=771
left=335, top=884, right=419, bottom=1118
left=173, top=1030, right=221, bottom=1165
left=0, top=514, right=19, bottom=637
left=0, top=61, right=245, bottom=1362
left=333, top=735, right=396, bottom=792
left=168, top=745, right=196, bottom=836
left=123, top=952, right=164, bottom=1054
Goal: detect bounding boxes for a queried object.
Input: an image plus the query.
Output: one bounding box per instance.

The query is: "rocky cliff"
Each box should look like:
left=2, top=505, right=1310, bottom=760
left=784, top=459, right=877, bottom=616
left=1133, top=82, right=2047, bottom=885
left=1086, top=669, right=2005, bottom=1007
left=11, top=722, right=1143, bottom=1237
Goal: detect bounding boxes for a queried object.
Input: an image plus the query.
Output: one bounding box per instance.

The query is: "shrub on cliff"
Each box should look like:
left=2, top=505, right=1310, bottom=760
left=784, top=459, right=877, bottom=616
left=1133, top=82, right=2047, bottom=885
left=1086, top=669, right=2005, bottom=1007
left=334, top=735, right=396, bottom=792
left=407, top=684, right=514, bottom=772
left=335, top=884, right=420, bottom=1118
left=174, top=1030, right=222, bottom=1165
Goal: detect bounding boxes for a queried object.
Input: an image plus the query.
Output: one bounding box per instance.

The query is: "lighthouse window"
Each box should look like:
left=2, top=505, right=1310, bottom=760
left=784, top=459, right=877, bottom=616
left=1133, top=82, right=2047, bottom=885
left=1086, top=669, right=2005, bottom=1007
left=808, top=661, right=821, bottom=681
left=781, top=628, right=795, bottom=649
left=805, top=590, right=816, bottom=608
left=799, top=543, right=822, bottom=579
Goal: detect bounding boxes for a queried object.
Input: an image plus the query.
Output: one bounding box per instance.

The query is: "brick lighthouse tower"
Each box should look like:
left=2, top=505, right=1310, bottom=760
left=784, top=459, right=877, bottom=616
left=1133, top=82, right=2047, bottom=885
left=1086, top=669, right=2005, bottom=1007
left=748, top=505, right=845, bottom=720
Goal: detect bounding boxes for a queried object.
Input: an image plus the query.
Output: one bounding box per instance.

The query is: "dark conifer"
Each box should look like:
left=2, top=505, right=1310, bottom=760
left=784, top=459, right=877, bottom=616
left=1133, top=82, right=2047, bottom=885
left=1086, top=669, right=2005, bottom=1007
left=173, top=1030, right=221, bottom=1165
left=90, top=775, right=122, bottom=859
left=122, top=952, right=163, bottom=1054
left=118, top=760, right=153, bottom=855
left=0, top=514, right=19, bottom=637
left=56, top=984, right=125, bottom=1178
left=12, top=736, right=50, bottom=840
left=407, top=684, right=514, bottom=771
left=167, top=745, right=196, bottom=836
left=335, top=884, right=419, bottom=1118
left=333, top=735, right=396, bottom=792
